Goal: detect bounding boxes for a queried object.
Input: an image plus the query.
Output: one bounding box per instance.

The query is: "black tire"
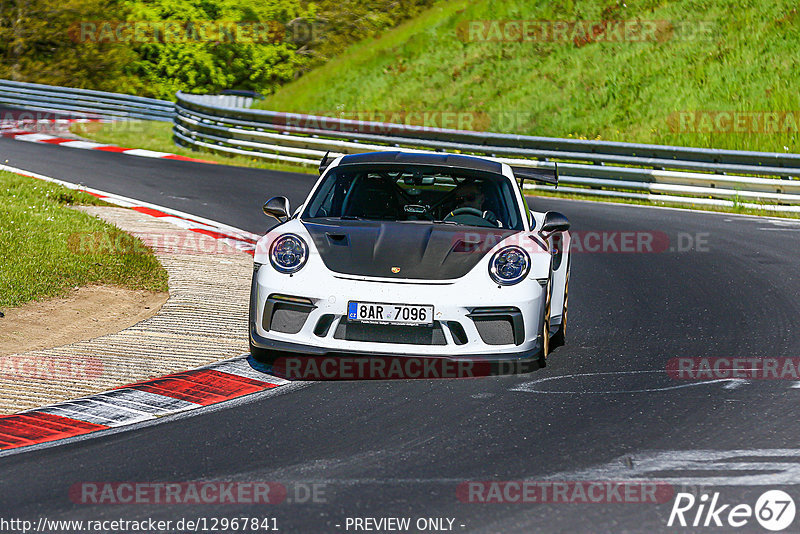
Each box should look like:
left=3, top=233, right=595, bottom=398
left=551, top=258, right=570, bottom=348
left=249, top=342, right=277, bottom=364
left=538, top=276, right=552, bottom=367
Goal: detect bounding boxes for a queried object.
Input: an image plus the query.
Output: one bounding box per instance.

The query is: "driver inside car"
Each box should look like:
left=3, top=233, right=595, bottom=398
left=449, top=181, right=500, bottom=226
left=456, top=182, right=486, bottom=210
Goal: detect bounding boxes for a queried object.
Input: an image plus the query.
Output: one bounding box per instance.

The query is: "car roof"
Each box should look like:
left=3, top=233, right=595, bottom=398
left=337, top=151, right=504, bottom=175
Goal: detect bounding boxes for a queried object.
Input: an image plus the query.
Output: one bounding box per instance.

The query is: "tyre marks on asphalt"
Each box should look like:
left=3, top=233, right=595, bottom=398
left=0, top=358, right=288, bottom=451
left=512, top=370, right=800, bottom=394
left=540, top=449, right=800, bottom=486
left=511, top=370, right=741, bottom=394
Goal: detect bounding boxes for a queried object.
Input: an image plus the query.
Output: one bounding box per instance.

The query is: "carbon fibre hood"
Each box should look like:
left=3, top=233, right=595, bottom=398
left=302, top=220, right=517, bottom=280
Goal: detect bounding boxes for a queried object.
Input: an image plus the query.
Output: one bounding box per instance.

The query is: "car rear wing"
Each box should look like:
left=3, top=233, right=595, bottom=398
left=511, top=164, right=558, bottom=188
left=319, top=151, right=332, bottom=175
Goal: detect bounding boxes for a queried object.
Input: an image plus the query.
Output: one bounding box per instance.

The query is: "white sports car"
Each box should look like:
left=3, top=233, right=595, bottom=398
left=249, top=151, right=571, bottom=370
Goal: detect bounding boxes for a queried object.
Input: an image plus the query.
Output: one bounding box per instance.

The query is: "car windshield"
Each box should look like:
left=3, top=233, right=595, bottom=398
left=301, top=164, right=524, bottom=229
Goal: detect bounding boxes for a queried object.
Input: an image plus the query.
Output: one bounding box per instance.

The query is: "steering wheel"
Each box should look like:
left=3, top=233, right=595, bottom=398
left=448, top=207, right=499, bottom=226
left=449, top=207, right=483, bottom=218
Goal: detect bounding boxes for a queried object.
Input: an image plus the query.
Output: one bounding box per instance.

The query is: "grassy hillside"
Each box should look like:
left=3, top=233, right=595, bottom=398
left=259, top=0, right=800, bottom=153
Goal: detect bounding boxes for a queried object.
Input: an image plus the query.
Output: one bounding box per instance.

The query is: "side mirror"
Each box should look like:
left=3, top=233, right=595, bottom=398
left=539, top=211, right=570, bottom=238
left=263, top=196, right=291, bottom=222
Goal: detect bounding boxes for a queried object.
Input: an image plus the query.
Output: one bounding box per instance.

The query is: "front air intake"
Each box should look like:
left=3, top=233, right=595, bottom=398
left=334, top=320, right=447, bottom=345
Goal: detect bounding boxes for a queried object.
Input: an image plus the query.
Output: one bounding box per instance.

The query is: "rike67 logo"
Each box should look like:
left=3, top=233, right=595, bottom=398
left=668, top=490, right=796, bottom=531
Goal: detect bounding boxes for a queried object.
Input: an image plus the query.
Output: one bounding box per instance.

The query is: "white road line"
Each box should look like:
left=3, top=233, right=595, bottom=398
left=122, top=148, right=173, bottom=158
left=38, top=398, right=157, bottom=427
left=39, top=405, right=142, bottom=427
left=57, top=140, right=111, bottom=149
left=93, top=389, right=200, bottom=415
left=14, top=133, right=58, bottom=142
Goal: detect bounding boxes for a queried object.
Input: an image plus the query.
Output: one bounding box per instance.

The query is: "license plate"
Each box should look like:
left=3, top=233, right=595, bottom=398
left=347, top=301, right=434, bottom=326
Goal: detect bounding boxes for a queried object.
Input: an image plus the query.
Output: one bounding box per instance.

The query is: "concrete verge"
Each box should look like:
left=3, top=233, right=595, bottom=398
left=0, top=206, right=255, bottom=414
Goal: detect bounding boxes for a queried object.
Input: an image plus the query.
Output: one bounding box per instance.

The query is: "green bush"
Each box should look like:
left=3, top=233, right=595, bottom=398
left=0, top=0, right=433, bottom=99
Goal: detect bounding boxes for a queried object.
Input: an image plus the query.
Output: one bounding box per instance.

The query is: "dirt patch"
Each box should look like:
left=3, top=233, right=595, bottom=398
left=0, top=286, right=168, bottom=357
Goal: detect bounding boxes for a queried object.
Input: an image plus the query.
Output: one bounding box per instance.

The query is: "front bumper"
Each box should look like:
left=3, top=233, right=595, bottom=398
left=249, top=325, right=541, bottom=362
left=248, top=263, right=547, bottom=363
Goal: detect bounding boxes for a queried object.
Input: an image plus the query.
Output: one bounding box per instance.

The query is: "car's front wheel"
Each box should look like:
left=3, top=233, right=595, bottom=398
left=538, top=276, right=552, bottom=367
left=249, top=342, right=276, bottom=364
left=551, top=258, right=570, bottom=348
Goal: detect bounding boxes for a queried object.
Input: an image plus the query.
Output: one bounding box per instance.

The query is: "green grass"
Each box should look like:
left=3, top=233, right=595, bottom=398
left=0, top=171, right=168, bottom=308
left=70, top=121, right=315, bottom=174
left=257, top=0, right=800, bottom=154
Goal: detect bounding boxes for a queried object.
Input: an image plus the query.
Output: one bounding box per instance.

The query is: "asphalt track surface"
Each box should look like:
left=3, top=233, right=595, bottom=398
left=2, top=136, right=800, bottom=533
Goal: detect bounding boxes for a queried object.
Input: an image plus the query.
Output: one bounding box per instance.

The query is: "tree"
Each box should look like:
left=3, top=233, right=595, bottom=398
left=0, top=0, right=140, bottom=93
left=122, top=0, right=313, bottom=98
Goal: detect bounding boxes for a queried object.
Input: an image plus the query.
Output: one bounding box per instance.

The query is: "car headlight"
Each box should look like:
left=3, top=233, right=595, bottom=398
left=269, top=234, right=308, bottom=274
left=489, top=246, right=530, bottom=285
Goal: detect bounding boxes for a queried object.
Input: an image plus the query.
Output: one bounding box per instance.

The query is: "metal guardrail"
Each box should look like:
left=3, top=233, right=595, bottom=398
left=174, top=92, right=800, bottom=212
left=0, top=80, right=174, bottom=121
left=188, top=94, right=261, bottom=110
left=12, top=80, right=797, bottom=212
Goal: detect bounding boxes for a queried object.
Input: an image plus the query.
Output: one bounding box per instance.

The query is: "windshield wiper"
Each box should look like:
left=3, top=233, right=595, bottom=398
left=340, top=215, right=361, bottom=220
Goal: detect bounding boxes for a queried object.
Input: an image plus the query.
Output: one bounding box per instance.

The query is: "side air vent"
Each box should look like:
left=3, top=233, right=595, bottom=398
left=468, top=307, right=524, bottom=346
left=262, top=294, right=316, bottom=334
